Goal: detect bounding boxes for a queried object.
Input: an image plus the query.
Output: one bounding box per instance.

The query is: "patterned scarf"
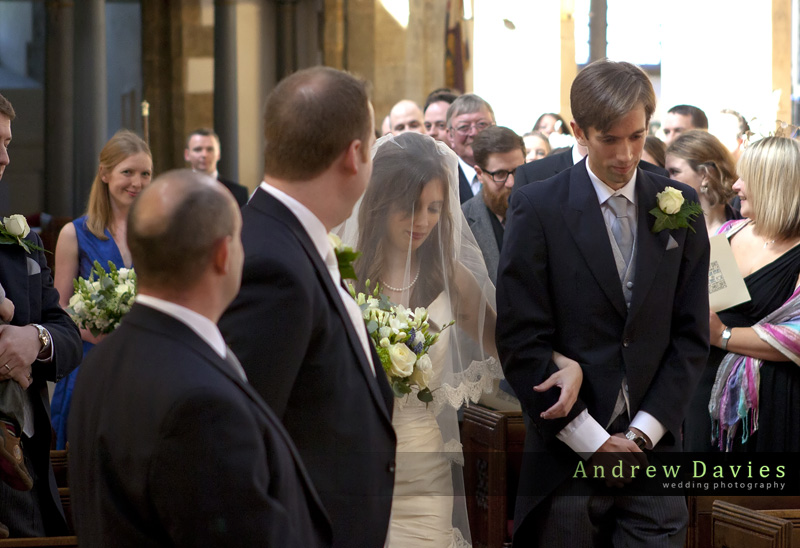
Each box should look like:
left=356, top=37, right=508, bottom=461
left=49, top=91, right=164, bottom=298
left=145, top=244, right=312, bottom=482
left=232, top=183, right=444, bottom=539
left=708, top=220, right=800, bottom=451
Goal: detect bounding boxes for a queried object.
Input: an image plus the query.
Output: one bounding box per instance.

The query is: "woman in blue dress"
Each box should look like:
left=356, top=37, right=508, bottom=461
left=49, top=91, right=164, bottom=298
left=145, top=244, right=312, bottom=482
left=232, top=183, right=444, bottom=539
left=51, top=130, right=152, bottom=449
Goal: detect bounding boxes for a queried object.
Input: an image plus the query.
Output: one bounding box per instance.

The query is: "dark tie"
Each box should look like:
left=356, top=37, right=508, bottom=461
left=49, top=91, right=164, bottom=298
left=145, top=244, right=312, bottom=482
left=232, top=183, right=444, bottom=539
left=607, top=195, right=633, bottom=266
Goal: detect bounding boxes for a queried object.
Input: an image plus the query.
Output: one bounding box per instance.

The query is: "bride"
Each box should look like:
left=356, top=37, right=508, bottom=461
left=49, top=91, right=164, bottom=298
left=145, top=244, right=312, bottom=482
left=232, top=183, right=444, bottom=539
left=338, top=133, right=581, bottom=547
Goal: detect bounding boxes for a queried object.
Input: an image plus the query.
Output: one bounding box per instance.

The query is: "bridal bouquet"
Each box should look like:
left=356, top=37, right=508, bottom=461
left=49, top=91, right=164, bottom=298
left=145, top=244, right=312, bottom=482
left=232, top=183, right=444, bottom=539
left=67, top=260, right=137, bottom=336
left=350, top=281, right=452, bottom=402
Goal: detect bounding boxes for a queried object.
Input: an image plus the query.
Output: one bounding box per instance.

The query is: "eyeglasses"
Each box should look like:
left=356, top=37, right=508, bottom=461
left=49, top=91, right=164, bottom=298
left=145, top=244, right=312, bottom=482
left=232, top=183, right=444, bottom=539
left=451, top=121, right=492, bottom=136
left=482, top=166, right=522, bottom=184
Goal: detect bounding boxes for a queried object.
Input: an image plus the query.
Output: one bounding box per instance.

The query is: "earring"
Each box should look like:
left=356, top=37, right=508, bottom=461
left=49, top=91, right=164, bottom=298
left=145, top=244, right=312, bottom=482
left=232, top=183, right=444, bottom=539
left=700, top=183, right=708, bottom=193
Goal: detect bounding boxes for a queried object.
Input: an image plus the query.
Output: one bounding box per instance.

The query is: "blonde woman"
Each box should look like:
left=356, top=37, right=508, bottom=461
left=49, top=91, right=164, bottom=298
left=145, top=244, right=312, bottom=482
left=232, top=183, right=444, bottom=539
left=51, top=130, right=152, bottom=449
left=686, top=137, right=800, bottom=452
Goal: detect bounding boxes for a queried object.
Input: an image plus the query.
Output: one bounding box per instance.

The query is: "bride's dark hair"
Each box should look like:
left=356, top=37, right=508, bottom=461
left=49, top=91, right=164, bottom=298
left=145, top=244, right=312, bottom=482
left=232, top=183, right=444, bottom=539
left=355, top=133, right=456, bottom=309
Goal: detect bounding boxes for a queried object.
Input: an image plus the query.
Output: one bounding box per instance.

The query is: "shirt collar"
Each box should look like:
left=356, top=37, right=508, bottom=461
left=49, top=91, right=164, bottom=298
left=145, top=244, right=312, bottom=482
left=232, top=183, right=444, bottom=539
left=585, top=161, right=637, bottom=206
left=258, top=182, right=332, bottom=262
left=458, top=157, right=477, bottom=185
left=571, top=145, right=585, bottom=165
left=135, top=294, right=227, bottom=358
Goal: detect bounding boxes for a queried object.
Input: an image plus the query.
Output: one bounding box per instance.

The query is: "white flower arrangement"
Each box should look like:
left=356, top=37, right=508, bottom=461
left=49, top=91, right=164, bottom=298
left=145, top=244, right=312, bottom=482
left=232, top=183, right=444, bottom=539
left=67, top=260, right=137, bottom=336
left=350, top=281, right=452, bottom=402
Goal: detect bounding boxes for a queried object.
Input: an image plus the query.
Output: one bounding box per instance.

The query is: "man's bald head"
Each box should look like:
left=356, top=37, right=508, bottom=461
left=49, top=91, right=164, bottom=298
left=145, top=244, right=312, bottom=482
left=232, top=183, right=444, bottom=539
left=128, top=169, right=238, bottom=291
left=389, top=100, right=424, bottom=135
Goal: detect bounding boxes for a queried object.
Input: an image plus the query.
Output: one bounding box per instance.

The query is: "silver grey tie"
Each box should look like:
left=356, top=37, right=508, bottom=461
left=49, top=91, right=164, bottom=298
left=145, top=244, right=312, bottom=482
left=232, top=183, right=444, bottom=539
left=607, top=195, right=633, bottom=266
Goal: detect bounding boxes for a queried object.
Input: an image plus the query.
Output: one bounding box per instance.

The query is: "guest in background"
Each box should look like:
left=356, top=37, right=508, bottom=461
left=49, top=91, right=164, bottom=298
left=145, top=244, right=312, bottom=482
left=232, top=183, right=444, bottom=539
left=185, top=128, right=249, bottom=206
left=52, top=130, right=152, bottom=450
left=533, top=112, right=572, bottom=138
left=665, top=129, right=739, bottom=235
left=446, top=94, right=495, bottom=204
left=710, top=108, right=750, bottom=161
left=662, top=104, right=708, bottom=146
left=68, top=171, right=332, bottom=547
left=389, top=100, right=425, bottom=135
left=642, top=135, right=666, bottom=168
left=522, top=131, right=551, bottom=163
left=463, top=126, right=526, bottom=283
left=424, top=88, right=459, bottom=144
left=687, top=136, right=800, bottom=453
left=0, top=93, right=81, bottom=539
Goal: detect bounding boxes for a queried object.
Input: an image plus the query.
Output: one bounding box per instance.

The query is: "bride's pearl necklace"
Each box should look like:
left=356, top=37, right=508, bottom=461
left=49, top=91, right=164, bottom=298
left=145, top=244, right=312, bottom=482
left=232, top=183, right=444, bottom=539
left=381, top=268, right=421, bottom=292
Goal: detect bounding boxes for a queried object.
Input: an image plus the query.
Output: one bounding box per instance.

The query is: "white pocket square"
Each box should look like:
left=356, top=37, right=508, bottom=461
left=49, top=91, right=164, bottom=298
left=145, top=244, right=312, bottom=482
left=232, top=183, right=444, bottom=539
left=26, top=257, right=41, bottom=275
left=666, top=235, right=679, bottom=251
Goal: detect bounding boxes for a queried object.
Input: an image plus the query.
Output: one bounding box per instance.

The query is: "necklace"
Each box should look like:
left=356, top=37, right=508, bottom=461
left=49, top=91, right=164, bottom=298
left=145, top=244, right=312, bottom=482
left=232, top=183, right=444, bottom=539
left=763, top=238, right=776, bottom=249
left=381, top=268, right=421, bottom=292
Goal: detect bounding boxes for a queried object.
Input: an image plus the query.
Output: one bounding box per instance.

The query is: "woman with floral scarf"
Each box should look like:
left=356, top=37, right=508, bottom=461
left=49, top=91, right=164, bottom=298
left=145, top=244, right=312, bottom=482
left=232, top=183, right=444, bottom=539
left=684, top=136, right=800, bottom=452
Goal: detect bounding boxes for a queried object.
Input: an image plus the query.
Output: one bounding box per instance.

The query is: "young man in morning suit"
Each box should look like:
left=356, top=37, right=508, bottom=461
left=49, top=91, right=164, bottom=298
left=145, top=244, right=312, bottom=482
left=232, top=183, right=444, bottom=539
left=0, top=93, right=82, bottom=539
left=68, top=170, right=331, bottom=547
left=497, top=60, right=710, bottom=546
left=218, top=67, right=396, bottom=548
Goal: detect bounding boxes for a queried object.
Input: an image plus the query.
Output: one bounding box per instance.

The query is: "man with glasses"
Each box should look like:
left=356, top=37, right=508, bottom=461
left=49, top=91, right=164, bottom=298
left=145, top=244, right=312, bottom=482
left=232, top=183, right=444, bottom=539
left=446, top=94, right=495, bottom=203
left=462, top=126, right=524, bottom=284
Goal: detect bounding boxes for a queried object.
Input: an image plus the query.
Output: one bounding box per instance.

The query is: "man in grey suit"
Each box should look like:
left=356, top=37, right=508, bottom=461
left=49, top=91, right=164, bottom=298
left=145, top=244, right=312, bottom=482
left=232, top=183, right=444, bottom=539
left=462, top=126, right=525, bottom=284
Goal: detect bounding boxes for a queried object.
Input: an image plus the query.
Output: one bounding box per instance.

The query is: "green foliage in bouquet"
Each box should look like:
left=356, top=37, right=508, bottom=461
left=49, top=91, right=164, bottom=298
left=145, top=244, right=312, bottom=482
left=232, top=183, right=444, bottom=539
left=67, top=260, right=137, bottom=336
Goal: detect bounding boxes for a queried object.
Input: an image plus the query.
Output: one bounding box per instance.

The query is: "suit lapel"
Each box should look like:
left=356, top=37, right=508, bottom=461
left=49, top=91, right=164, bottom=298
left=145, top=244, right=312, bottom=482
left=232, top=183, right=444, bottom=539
left=564, top=160, right=627, bottom=317
left=0, top=245, right=30, bottom=324
left=250, top=190, right=394, bottom=424
left=628, top=169, right=670, bottom=321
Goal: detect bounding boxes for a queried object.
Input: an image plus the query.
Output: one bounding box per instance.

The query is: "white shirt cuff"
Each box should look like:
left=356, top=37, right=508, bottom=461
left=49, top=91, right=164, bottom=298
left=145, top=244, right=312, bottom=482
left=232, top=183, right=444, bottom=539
left=629, top=411, right=666, bottom=449
left=556, top=409, right=610, bottom=458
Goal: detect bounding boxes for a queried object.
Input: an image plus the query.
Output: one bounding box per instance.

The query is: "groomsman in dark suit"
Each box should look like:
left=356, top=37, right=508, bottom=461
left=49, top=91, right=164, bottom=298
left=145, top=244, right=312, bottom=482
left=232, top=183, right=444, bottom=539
left=185, top=128, right=250, bottom=206
left=68, top=170, right=331, bottom=547
left=446, top=94, right=495, bottom=204
left=497, top=60, right=710, bottom=547
left=0, top=93, right=82, bottom=538
left=219, top=67, right=396, bottom=548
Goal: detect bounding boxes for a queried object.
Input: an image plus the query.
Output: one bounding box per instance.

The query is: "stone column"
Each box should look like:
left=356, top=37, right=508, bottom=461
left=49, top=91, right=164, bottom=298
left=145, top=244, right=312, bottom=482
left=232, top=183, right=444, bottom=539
left=214, top=0, right=238, bottom=182
left=73, top=0, right=107, bottom=216
left=45, top=0, right=74, bottom=216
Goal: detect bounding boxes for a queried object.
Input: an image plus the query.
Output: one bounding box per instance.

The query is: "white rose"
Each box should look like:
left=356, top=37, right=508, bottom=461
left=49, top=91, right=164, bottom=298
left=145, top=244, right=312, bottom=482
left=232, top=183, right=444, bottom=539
left=3, top=214, right=30, bottom=238
left=410, top=366, right=431, bottom=389
left=416, top=354, right=433, bottom=373
left=378, top=326, right=392, bottom=339
left=327, top=233, right=342, bottom=250
left=70, top=299, right=85, bottom=315
left=115, top=284, right=129, bottom=296
left=379, top=337, right=391, bottom=348
left=388, top=343, right=416, bottom=378
left=118, top=269, right=129, bottom=281
left=657, top=187, right=684, bottom=215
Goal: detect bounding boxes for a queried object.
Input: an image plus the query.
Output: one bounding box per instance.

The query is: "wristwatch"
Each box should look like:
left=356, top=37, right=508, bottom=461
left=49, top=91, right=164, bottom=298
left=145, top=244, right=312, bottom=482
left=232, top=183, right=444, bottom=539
left=720, top=326, right=732, bottom=351
left=624, top=430, right=647, bottom=450
left=31, top=324, right=50, bottom=354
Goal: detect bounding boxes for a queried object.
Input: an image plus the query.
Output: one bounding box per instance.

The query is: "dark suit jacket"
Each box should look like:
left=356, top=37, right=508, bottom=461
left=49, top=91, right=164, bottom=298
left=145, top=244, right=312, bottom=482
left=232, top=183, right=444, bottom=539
left=457, top=164, right=474, bottom=204
left=514, top=148, right=670, bottom=193
left=219, top=188, right=396, bottom=548
left=218, top=177, right=250, bottom=207
left=496, top=159, right=709, bottom=533
left=68, top=304, right=332, bottom=547
left=0, top=233, right=82, bottom=537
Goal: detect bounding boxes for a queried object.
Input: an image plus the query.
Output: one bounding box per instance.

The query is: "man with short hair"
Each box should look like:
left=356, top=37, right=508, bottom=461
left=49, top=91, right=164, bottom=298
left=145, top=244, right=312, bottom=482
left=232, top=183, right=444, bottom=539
left=710, top=108, right=749, bottom=161
left=662, top=104, right=708, bottom=146
left=0, top=93, right=82, bottom=538
left=423, top=88, right=459, bottom=143
left=497, top=60, right=709, bottom=546
left=462, top=126, right=524, bottom=283
left=219, top=67, right=396, bottom=548
left=185, top=128, right=249, bottom=206
left=446, top=93, right=495, bottom=204
left=69, top=171, right=331, bottom=547
left=388, top=99, right=425, bottom=135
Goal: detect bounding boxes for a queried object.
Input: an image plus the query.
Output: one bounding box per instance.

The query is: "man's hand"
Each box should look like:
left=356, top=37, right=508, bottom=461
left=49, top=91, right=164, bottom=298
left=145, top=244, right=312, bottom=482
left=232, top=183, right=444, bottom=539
left=534, top=351, right=583, bottom=419
left=0, top=324, right=39, bottom=389
left=589, top=433, right=648, bottom=487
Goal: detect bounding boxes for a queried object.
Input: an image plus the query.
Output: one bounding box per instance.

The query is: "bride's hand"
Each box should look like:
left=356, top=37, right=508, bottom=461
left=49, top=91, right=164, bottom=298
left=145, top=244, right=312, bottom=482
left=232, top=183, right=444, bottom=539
left=533, top=351, right=583, bottom=420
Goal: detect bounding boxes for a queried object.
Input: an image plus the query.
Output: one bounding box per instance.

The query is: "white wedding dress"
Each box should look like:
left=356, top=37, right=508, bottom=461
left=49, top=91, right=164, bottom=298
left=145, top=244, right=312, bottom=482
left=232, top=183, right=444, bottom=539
left=388, top=293, right=499, bottom=548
